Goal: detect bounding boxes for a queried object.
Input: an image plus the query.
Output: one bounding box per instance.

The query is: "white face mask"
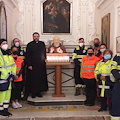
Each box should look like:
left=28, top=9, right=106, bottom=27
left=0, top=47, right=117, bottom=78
left=15, top=42, right=20, bottom=47
left=100, top=48, right=106, bottom=53
left=54, top=43, right=60, bottom=47
left=79, top=43, right=84, bottom=47
left=2, top=44, right=8, bottom=51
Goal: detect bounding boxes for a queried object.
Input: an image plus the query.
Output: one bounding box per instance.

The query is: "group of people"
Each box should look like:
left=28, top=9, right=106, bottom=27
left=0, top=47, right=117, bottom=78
left=0, top=32, right=120, bottom=120
left=72, top=37, right=120, bottom=119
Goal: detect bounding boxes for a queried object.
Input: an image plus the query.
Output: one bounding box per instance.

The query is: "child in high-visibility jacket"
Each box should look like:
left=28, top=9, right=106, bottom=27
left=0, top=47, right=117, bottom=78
left=11, top=46, right=24, bottom=109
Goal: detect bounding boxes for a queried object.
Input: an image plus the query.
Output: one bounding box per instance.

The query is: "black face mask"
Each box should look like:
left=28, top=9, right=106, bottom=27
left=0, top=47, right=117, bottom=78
left=94, top=43, right=99, bottom=47
left=88, top=53, right=93, bottom=56
left=12, top=51, right=18, bottom=55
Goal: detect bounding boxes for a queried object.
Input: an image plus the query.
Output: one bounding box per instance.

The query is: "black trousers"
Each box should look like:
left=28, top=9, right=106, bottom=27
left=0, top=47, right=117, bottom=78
left=11, top=82, right=22, bottom=100
left=74, top=65, right=84, bottom=85
left=100, top=97, right=107, bottom=110
left=83, top=78, right=96, bottom=105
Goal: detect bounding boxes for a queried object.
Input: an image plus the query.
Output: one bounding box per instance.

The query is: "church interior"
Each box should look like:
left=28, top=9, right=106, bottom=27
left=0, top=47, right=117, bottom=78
left=0, top=0, right=120, bottom=120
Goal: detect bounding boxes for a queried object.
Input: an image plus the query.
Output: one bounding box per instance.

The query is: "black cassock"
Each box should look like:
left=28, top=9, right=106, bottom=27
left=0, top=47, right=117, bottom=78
left=26, top=40, right=48, bottom=95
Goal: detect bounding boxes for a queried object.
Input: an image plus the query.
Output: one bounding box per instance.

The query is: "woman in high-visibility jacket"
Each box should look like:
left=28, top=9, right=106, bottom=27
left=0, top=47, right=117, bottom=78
left=95, top=49, right=114, bottom=112
left=11, top=46, right=24, bottom=109
left=81, top=47, right=99, bottom=106
left=0, top=39, right=16, bottom=117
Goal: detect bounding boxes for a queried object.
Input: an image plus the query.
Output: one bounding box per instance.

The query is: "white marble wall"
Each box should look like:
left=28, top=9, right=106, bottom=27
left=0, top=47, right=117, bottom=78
left=11, top=0, right=98, bottom=46
left=95, top=0, right=120, bottom=55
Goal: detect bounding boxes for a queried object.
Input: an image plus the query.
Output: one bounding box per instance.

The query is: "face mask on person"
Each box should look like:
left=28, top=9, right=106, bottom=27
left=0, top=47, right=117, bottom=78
left=94, top=43, right=99, bottom=47
left=1, top=44, right=8, bottom=51
left=100, top=48, right=106, bottom=53
left=88, top=53, right=93, bottom=56
left=54, top=43, right=60, bottom=47
left=79, top=43, right=84, bottom=47
left=15, top=42, right=20, bottom=47
left=12, top=51, right=18, bottom=55
left=104, top=54, right=111, bottom=60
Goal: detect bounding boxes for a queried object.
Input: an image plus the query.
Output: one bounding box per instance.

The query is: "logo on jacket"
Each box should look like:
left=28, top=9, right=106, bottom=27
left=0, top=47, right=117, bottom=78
left=107, top=66, right=110, bottom=69
left=83, top=50, right=86, bottom=53
left=20, top=51, right=23, bottom=55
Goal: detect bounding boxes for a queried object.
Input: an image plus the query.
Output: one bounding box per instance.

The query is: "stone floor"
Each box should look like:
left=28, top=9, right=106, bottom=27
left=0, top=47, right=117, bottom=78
left=0, top=88, right=110, bottom=120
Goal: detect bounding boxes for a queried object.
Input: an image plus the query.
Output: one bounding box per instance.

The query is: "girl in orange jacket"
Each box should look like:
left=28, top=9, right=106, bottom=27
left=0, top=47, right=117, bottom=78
left=11, top=46, right=24, bottom=109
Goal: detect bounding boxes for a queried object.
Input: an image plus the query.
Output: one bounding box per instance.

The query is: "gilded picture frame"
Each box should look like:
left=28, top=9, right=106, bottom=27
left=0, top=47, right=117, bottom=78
left=41, top=0, right=72, bottom=34
left=101, top=13, right=110, bottom=49
left=116, top=36, right=120, bottom=53
left=0, top=1, right=7, bottom=39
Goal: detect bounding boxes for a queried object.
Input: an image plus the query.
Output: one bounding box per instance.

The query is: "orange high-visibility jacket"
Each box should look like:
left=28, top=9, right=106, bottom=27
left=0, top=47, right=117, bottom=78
left=12, top=55, right=23, bottom=82
left=81, top=55, right=99, bottom=79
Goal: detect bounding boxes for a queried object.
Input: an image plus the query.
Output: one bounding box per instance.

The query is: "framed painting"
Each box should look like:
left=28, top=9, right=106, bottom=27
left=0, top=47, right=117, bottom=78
left=0, top=1, right=7, bottom=39
left=101, top=13, right=110, bottom=49
left=41, top=0, right=72, bottom=34
left=116, top=36, right=120, bottom=53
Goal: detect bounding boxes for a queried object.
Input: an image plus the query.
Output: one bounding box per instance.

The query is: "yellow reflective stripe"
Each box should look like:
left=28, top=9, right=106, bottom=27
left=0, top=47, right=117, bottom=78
left=76, top=47, right=80, bottom=50
left=72, top=53, right=77, bottom=60
left=100, top=81, right=105, bottom=97
left=84, top=46, right=88, bottom=50
left=111, top=116, right=120, bottom=120
left=75, top=84, right=82, bottom=88
left=117, top=53, right=120, bottom=56
left=11, top=72, right=16, bottom=76
left=77, top=55, right=86, bottom=58
left=0, top=80, right=8, bottom=84
left=117, top=66, right=120, bottom=70
left=101, top=73, right=110, bottom=76
left=19, top=56, right=25, bottom=59
left=112, top=61, right=117, bottom=66
left=83, top=69, right=94, bottom=72
left=78, top=59, right=82, bottom=62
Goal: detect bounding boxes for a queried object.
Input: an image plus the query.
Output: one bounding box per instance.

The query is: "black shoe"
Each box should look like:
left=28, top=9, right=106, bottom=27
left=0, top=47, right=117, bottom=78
left=74, top=87, right=81, bottom=96
left=22, top=96, right=28, bottom=101
left=98, top=108, right=106, bottom=112
left=3, top=111, right=12, bottom=117
left=37, top=93, right=43, bottom=98
left=84, top=100, right=88, bottom=105
left=31, top=95, right=36, bottom=98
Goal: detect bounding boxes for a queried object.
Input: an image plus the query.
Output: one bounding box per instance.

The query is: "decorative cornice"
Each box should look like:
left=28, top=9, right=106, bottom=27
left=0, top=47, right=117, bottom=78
left=95, top=0, right=105, bottom=8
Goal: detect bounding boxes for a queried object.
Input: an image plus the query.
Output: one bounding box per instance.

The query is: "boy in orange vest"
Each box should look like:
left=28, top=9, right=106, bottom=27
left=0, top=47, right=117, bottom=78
left=11, top=46, right=24, bottom=109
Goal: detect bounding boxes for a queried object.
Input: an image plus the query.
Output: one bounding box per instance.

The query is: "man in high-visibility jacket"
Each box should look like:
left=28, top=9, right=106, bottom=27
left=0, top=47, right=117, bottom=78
left=0, top=39, right=16, bottom=117
left=110, top=53, right=120, bottom=120
left=72, top=38, right=87, bottom=96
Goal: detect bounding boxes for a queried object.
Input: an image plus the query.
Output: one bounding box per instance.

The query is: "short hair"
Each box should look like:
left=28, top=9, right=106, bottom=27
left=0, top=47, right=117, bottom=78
left=100, top=43, right=107, bottom=48
left=11, top=45, right=18, bottom=51
left=33, top=32, right=40, bottom=36
left=94, top=38, right=100, bottom=42
left=13, top=38, right=19, bottom=43
left=103, top=49, right=113, bottom=57
left=79, top=38, right=84, bottom=41
left=87, top=47, right=94, bottom=52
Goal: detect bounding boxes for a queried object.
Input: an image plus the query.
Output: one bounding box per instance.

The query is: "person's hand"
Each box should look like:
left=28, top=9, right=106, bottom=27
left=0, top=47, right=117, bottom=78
left=9, top=78, right=13, bottom=81
left=28, top=66, right=32, bottom=70
left=100, top=76, right=106, bottom=81
left=50, top=47, right=54, bottom=53
left=57, top=47, right=63, bottom=53
left=15, top=75, right=19, bottom=80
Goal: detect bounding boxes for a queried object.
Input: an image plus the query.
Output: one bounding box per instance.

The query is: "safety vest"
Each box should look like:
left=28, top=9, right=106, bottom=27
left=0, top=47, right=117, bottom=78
left=93, top=47, right=100, bottom=57
left=0, top=50, right=16, bottom=91
left=95, top=59, right=115, bottom=97
left=72, top=46, right=88, bottom=63
left=12, top=55, right=23, bottom=82
left=81, top=55, right=99, bottom=79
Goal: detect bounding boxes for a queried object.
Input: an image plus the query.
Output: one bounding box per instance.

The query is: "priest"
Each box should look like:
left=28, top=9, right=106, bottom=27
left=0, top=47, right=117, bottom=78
left=26, top=32, right=48, bottom=98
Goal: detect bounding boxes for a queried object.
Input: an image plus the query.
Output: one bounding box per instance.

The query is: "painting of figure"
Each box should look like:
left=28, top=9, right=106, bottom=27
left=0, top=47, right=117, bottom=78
left=101, top=13, right=110, bottom=49
left=43, top=0, right=70, bottom=33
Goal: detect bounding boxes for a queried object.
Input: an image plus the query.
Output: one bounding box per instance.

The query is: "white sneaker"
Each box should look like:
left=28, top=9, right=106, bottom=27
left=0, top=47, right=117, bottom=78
left=15, top=102, right=22, bottom=108
left=12, top=102, right=18, bottom=109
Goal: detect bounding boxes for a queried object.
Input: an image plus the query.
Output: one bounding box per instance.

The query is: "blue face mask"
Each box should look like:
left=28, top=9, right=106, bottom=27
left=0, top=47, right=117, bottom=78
left=104, top=54, right=111, bottom=60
